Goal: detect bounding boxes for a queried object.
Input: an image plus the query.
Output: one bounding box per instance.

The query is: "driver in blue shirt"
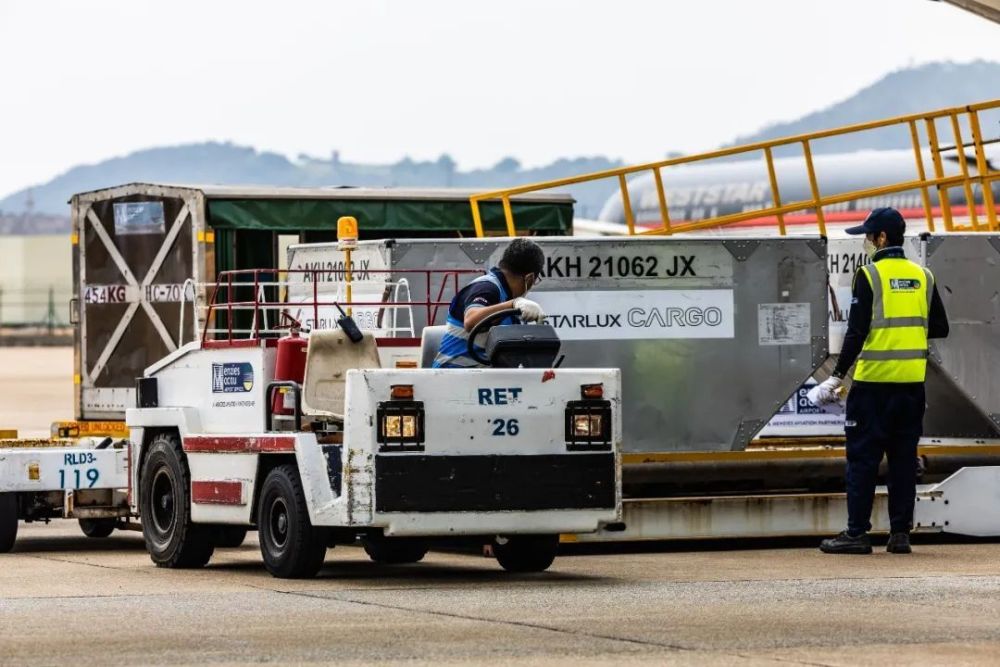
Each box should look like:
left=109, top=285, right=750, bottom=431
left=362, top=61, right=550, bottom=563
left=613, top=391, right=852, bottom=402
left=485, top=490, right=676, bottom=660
left=432, top=238, right=546, bottom=368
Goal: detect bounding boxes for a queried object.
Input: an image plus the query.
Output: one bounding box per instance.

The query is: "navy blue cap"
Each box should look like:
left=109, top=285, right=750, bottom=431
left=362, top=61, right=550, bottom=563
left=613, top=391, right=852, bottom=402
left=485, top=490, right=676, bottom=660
left=845, top=207, right=906, bottom=236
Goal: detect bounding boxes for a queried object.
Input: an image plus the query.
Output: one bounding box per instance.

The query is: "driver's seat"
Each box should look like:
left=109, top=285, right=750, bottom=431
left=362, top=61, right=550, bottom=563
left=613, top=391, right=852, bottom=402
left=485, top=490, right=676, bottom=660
left=420, top=326, right=446, bottom=368
left=301, top=329, right=381, bottom=420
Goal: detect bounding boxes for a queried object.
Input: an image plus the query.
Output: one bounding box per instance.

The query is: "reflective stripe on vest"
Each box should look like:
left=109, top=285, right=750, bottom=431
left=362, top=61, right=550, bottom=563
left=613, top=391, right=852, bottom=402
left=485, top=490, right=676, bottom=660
left=858, top=348, right=929, bottom=361
left=431, top=271, right=513, bottom=368
left=854, top=258, right=932, bottom=383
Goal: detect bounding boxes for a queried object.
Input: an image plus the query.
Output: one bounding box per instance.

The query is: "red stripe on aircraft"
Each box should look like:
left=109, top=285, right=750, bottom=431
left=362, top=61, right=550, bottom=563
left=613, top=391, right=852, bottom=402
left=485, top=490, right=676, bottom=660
left=637, top=205, right=993, bottom=230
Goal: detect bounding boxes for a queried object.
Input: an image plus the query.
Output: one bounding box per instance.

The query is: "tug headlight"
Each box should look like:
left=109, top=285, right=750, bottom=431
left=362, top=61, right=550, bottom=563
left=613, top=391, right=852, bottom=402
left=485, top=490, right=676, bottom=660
left=384, top=414, right=418, bottom=439
left=565, top=397, right=611, bottom=451
left=572, top=414, right=604, bottom=438
left=377, top=397, right=425, bottom=452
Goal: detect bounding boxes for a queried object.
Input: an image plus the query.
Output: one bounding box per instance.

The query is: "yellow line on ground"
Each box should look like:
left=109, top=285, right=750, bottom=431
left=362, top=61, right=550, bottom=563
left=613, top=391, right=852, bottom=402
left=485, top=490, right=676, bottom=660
left=622, top=444, right=1000, bottom=465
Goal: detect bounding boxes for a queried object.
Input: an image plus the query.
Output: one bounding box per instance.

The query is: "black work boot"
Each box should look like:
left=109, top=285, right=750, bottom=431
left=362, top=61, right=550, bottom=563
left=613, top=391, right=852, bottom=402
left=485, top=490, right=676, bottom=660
left=820, top=530, right=872, bottom=554
left=886, top=532, right=912, bottom=554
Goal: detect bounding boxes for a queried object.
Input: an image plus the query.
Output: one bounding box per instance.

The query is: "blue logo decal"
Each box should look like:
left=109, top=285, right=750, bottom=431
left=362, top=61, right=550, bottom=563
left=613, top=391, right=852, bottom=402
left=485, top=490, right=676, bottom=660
left=212, top=362, right=254, bottom=393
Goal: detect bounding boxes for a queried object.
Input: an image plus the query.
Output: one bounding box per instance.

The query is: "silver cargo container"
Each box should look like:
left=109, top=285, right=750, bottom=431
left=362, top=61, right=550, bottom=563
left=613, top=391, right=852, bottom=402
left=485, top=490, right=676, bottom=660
left=288, top=236, right=829, bottom=452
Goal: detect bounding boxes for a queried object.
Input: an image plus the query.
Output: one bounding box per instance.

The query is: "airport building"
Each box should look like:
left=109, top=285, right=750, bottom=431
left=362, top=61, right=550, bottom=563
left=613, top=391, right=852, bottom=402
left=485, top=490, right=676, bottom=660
left=0, top=234, right=72, bottom=327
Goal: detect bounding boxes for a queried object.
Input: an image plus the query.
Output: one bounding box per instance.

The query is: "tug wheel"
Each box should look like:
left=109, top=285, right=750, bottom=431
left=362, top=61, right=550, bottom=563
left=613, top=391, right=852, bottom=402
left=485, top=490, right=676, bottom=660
left=492, top=534, right=558, bottom=573
left=258, top=465, right=326, bottom=579
left=0, top=493, right=18, bottom=553
left=79, top=518, right=116, bottom=538
left=213, top=526, right=249, bottom=548
left=139, top=432, right=215, bottom=568
left=362, top=536, right=428, bottom=564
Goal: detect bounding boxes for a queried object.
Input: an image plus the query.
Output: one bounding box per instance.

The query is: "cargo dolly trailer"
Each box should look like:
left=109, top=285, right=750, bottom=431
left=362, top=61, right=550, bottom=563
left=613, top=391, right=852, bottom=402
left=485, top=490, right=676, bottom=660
left=0, top=434, right=131, bottom=552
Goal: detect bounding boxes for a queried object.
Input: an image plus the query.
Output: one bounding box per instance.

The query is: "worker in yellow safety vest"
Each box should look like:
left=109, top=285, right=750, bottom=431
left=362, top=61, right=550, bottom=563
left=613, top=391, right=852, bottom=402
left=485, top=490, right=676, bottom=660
left=810, top=207, right=949, bottom=555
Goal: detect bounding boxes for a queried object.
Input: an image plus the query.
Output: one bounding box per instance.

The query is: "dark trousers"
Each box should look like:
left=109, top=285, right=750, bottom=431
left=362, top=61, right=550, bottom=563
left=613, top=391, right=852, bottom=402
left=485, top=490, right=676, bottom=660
left=844, top=382, right=925, bottom=535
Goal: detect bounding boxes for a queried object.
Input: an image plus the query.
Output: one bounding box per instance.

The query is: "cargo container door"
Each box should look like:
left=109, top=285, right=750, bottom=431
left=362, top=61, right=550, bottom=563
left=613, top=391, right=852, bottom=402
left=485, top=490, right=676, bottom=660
left=76, top=191, right=199, bottom=419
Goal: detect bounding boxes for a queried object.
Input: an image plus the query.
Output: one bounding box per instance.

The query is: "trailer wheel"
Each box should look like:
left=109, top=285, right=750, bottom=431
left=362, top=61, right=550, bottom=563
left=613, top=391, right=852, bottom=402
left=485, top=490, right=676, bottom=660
left=362, top=536, right=428, bottom=565
left=213, top=526, right=248, bottom=548
left=0, top=493, right=17, bottom=553
left=139, top=432, right=215, bottom=568
left=79, top=518, right=116, bottom=539
left=258, top=465, right=326, bottom=579
left=493, top=534, right=558, bottom=573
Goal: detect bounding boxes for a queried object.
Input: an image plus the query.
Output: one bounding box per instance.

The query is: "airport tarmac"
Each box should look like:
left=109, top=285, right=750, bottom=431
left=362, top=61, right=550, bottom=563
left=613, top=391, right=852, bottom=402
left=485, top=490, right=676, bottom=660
left=0, top=346, right=73, bottom=439
left=2, top=522, right=1000, bottom=666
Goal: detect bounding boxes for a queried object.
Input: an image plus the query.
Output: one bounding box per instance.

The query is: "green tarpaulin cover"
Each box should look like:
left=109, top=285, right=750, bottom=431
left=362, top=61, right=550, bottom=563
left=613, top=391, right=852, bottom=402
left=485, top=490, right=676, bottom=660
left=206, top=198, right=571, bottom=234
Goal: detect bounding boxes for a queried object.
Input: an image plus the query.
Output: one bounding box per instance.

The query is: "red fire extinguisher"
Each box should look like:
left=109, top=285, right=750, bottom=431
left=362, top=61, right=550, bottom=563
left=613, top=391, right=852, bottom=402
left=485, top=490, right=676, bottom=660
left=272, top=328, right=308, bottom=416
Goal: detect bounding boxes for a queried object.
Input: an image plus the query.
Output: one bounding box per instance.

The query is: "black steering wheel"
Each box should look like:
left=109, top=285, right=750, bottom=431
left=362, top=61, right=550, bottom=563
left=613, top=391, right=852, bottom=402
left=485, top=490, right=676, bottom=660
left=466, top=308, right=521, bottom=366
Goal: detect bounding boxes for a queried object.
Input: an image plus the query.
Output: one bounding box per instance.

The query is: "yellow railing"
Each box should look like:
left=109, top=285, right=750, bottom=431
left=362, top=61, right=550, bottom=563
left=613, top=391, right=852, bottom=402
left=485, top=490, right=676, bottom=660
left=469, top=100, right=1000, bottom=237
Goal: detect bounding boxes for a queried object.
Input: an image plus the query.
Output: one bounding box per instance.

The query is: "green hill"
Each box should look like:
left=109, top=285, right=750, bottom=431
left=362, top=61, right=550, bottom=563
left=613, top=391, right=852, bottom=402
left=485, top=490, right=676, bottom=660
left=725, top=60, right=1000, bottom=155
left=0, top=145, right=620, bottom=225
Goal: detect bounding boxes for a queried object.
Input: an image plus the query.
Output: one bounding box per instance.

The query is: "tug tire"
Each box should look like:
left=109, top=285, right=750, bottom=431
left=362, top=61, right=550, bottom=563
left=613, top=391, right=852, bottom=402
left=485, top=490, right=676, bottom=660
left=493, top=534, right=558, bottom=573
left=258, top=465, right=326, bottom=579
left=0, top=493, right=18, bottom=553
left=79, top=518, right=116, bottom=538
left=140, top=432, right=215, bottom=568
left=212, top=526, right=249, bottom=548
left=362, top=536, right=428, bottom=565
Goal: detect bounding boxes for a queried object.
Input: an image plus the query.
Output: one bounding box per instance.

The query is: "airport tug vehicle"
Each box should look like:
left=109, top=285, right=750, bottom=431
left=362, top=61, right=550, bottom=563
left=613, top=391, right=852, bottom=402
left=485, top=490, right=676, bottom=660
left=126, top=288, right=622, bottom=578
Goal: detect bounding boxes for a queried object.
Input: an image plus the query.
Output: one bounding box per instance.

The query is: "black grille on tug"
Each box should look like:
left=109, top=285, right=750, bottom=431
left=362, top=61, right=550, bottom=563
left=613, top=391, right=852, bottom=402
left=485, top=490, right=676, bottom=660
left=374, top=453, right=615, bottom=513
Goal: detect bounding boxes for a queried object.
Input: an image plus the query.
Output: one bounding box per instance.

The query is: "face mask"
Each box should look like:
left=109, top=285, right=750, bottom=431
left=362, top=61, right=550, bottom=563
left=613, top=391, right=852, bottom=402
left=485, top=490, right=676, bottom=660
left=863, top=238, right=878, bottom=259
left=524, top=274, right=537, bottom=294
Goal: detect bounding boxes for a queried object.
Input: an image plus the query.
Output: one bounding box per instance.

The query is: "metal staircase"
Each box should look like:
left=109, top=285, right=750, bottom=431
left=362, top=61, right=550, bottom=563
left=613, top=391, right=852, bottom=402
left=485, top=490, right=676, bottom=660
left=469, top=100, right=1000, bottom=237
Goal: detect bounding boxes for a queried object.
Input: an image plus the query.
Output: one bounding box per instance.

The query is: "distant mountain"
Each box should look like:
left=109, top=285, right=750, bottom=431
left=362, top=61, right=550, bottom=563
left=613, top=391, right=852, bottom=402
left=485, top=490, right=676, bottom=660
left=0, top=145, right=621, bottom=228
left=725, top=60, right=1000, bottom=155
left=3, top=60, right=997, bottom=233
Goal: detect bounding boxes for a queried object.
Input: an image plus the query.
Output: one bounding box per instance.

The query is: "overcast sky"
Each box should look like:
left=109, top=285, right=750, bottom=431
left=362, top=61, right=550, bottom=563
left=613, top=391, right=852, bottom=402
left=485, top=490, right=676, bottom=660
left=1, top=0, right=998, bottom=198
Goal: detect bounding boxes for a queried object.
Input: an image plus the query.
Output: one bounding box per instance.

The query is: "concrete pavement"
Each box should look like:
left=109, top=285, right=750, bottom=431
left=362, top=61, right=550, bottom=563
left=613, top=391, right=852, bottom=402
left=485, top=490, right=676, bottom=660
left=2, top=522, right=1000, bottom=666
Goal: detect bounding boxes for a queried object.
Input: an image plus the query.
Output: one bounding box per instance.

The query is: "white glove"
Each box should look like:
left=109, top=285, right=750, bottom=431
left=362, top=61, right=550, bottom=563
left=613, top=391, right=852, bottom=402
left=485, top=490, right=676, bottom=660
left=513, top=297, right=544, bottom=323
left=806, top=376, right=844, bottom=406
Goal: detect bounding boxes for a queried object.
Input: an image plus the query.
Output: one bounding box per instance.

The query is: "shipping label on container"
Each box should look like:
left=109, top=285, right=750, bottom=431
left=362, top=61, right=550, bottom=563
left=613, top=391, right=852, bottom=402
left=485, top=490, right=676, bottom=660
left=827, top=238, right=876, bottom=354
left=144, top=283, right=189, bottom=303
left=113, top=201, right=165, bottom=235
left=289, top=257, right=377, bottom=283
left=84, top=284, right=129, bottom=304
left=284, top=247, right=394, bottom=334
left=83, top=283, right=188, bottom=304
left=758, top=303, right=812, bottom=346
left=517, top=244, right=734, bottom=288
left=828, top=239, right=868, bottom=327
left=533, top=289, right=734, bottom=340
left=758, top=379, right=846, bottom=437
